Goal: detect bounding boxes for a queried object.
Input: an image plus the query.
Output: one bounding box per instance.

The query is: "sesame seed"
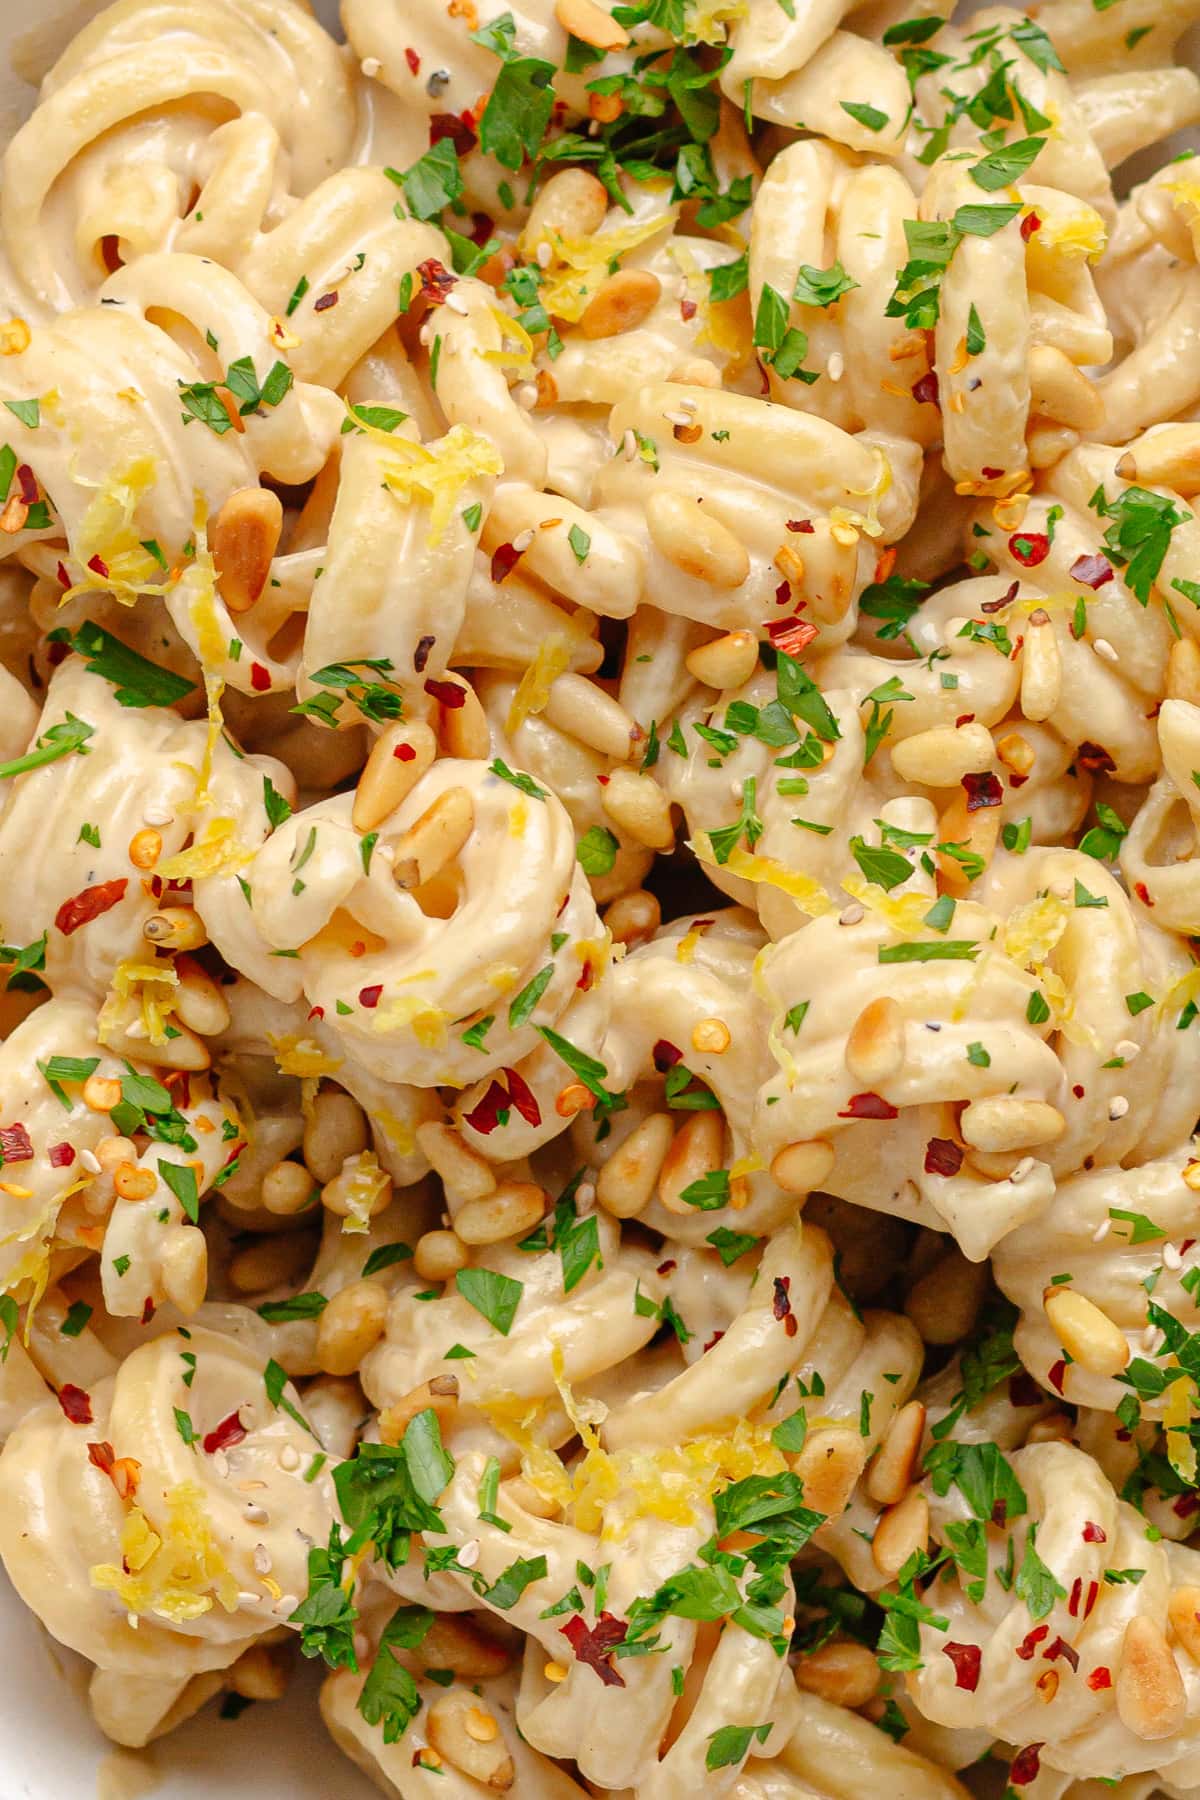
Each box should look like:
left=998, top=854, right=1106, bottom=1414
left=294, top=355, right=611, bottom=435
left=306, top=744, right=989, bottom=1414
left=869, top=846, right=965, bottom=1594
left=253, top=1544, right=273, bottom=1575
left=1092, top=1218, right=1111, bottom=1243
left=1094, top=638, right=1118, bottom=664
left=839, top=903, right=864, bottom=926
left=142, top=804, right=172, bottom=826
left=275, top=1593, right=297, bottom=1615
left=360, top=56, right=382, bottom=76
left=1010, top=1156, right=1035, bottom=1184
left=515, top=383, right=538, bottom=410
left=245, top=1503, right=269, bottom=1524
left=80, top=1148, right=102, bottom=1173
left=1163, top=1242, right=1183, bottom=1270
left=575, top=1181, right=596, bottom=1212
left=443, top=291, right=470, bottom=316
left=826, top=351, right=845, bottom=382
left=511, top=528, right=535, bottom=553
left=678, top=397, right=697, bottom=414
left=663, top=410, right=692, bottom=427
left=458, top=1538, right=481, bottom=1567
left=623, top=428, right=638, bottom=461
left=1114, top=1039, right=1140, bottom=1061
left=279, top=1444, right=300, bottom=1471
left=1108, top=1096, right=1129, bottom=1121
left=536, top=241, right=552, bottom=268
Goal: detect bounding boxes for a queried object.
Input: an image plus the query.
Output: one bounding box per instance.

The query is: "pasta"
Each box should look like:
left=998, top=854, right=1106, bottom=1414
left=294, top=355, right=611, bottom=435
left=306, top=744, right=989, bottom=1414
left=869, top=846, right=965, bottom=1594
left=2, top=0, right=1200, bottom=1794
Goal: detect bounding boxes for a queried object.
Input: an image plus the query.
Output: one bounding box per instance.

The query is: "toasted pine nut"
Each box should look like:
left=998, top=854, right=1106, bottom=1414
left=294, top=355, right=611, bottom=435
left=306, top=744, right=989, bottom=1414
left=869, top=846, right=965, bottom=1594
left=770, top=1139, right=835, bottom=1196
left=872, top=1486, right=929, bottom=1577
left=1117, top=424, right=1200, bottom=497
left=867, top=1401, right=926, bottom=1506
left=128, top=828, right=162, bottom=870
left=658, top=1111, right=724, bottom=1214
left=229, top=1645, right=288, bottom=1702
left=316, top=1279, right=389, bottom=1376
left=421, top=1614, right=511, bottom=1679
left=433, top=675, right=490, bottom=758
left=542, top=672, right=640, bottom=761
left=1020, top=609, right=1061, bottom=722
left=393, top=787, right=474, bottom=890
left=996, top=732, right=1035, bottom=777
left=113, top=1163, right=157, bottom=1201
left=353, top=722, right=438, bottom=834
left=506, top=1474, right=561, bottom=1518
left=790, top=1426, right=867, bottom=1517
left=580, top=269, right=661, bottom=339
left=262, top=1159, right=318, bottom=1216
left=160, top=1223, right=208, bottom=1314
left=1117, top=1617, right=1187, bottom=1740
left=143, top=907, right=208, bottom=951
left=598, top=1113, right=674, bottom=1218
left=794, top=1641, right=881, bottom=1708
left=526, top=169, right=608, bottom=248
left=645, top=490, right=749, bottom=590
left=691, top=1017, right=730, bottom=1055
left=229, top=1232, right=313, bottom=1296
left=1167, top=638, right=1200, bottom=707
left=95, top=1135, right=138, bottom=1174
left=905, top=1250, right=988, bottom=1345
left=1028, top=344, right=1104, bottom=431
left=554, top=0, right=629, bottom=49
left=303, top=1090, right=368, bottom=1185
left=414, top=1228, right=469, bottom=1283
left=844, top=996, right=905, bottom=1086
left=1168, top=1586, right=1200, bottom=1665
left=454, top=1181, right=547, bottom=1245
left=212, top=487, right=283, bottom=614
left=427, top=1690, right=515, bottom=1790
left=417, top=1121, right=496, bottom=1203
left=173, top=955, right=232, bottom=1036
left=935, top=790, right=1000, bottom=895
left=83, top=1075, right=121, bottom=1113
left=890, top=724, right=994, bottom=787
left=379, top=1375, right=460, bottom=1447
left=604, top=888, right=660, bottom=947
left=1043, top=1285, right=1129, bottom=1377
left=959, top=1097, right=1065, bottom=1152
left=322, top=1156, right=391, bottom=1224
left=685, top=630, right=760, bottom=691
left=600, top=768, right=674, bottom=850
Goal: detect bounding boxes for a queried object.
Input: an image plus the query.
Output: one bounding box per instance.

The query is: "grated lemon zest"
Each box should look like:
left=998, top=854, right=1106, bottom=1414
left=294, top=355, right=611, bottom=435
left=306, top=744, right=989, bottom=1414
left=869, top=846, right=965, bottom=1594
left=529, top=215, right=678, bottom=322
left=508, top=799, right=528, bottom=839
left=157, top=817, right=252, bottom=882
left=1003, top=893, right=1071, bottom=969
left=98, top=957, right=180, bottom=1047
left=1164, top=1374, right=1197, bottom=1483
left=61, top=455, right=173, bottom=608
left=90, top=1482, right=239, bottom=1623
left=685, top=0, right=748, bottom=40
left=506, top=634, right=571, bottom=736
left=267, top=1033, right=343, bottom=1078
left=696, top=840, right=833, bottom=916
left=371, top=993, right=448, bottom=1049
left=480, top=307, right=535, bottom=370
left=333, top=1149, right=389, bottom=1234
left=381, top=425, right=504, bottom=547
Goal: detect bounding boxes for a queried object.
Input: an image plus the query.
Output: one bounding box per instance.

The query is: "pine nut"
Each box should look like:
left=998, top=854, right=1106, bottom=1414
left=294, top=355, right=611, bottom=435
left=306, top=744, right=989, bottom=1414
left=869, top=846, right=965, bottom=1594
left=935, top=790, right=1000, bottom=895
left=770, top=1139, right=835, bottom=1196
left=1167, top=1586, right=1200, bottom=1664
left=213, top=487, right=284, bottom=614
left=83, top=1075, right=121, bottom=1113
left=658, top=1111, right=724, bottom=1214
left=600, top=768, right=674, bottom=850
left=262, top=1159, right=318, bottom=1215
left=322, top=1158, right=392, bottom=1225
left=996, top=732, right=1035, bottom=777
left=454, top=1181, right=547, bottom=1245
left=128, top=828, right=162, bottom=870
left=414, top=1229, right=469, bottom=1282
left=554, top=0, right=630, bottom=49
left=604, top=888, right=660, bottom=946
left=580, top=269, right=661, bottom=339
left=1117, top=1617, right=1187, bottom=1740
left=420, top=1615, right=511, bottom=1679
left=160, top=1223, right=207, bottom=1314
left=692, top=1018, right=730, bottom=1055
left=525, top=169, right=608, bottom=246
left=645, top=491, right=749, bottom=589
left=844, top=997, right=905, bottom=1086
left=872, top=1486, right=929, bottom=1577
left=315, top=1279, right=389, bottom=1375
left=1117, top=425, right=1200, bottom=497
left=890, top=724, right=995, bottom=787
left=542, top=673, right=640, bottom=761
left=433, top=676, right=490, bottom=758
left=1043, top=1285, right=1129, bottom=1377
left=685, top=631, right=760, bottom=691
left=143, top=907, right=208, bottom=951
left=113, top=1163, right=157, bottom=1201
left=173, top=956, right=231, bottom=1036
left=1020, top=609, right=1061, bottom=722
left=379, top=1375, right=460, bottom=1447
left=960, top=1097, right=1065, bottom=1152
left=229, top=1645, right=288, bottom=1702
left=1025, top=1411, right=1074, bottom=1444
left=303, top=1090, right=368, bottom=1184
left=229, top=1232, right=313, bottom=1295
left=1166, top=638, right=1200, bottom=707
left=867, top=1401, right=926, bottom=1506
left=794, top=1641, right=881, bottom=1708
left=790, top=1426, right=868, bottom=1517
left=1028, top=344, right=1104, bottom=431
left=905, top=1250, right=987, bottom=1345
left=353, top=722, right=438, bottom=834
left=597, top=1113, right=674, bottom=1218
left=427, top=1690, right=515, bottom=1790
left=417, top=1121, right=496, bottom=1203
left=393, top=787, right=474, bottom=890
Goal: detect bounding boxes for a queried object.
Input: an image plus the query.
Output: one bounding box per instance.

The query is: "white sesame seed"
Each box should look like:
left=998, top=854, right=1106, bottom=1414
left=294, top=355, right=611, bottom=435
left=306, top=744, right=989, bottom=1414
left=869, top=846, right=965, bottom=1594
left=1142, top=1323, right=1159, bottom=1350
left=275, top=1593, right=297, bottom=1615
left=623, top=428, right=638, bottom=461
left=237, top=1591, right=260, bottom=1607
left=678, top=397, right=697, bottom=415
left=575, top=1181, right=596, bottom=1212
left=458, top=1538, right=481, bottom=1567
left=1164, top=1242, right=1183, bottom=1270
left=511, top=528, right=535, bottom=553
left=1010, top=1156, right=1035, bottom=1185
left=515, top=383, right=538, bottom=410
left=360, top=56, right=382, bottom=76
left=443, top=290, right=470, bottom=315
left=279, top=1444, right=300, bottom=1471
left=1108, top=1095, right=1130, bottom=1121
left=1093, top=638, right=1118, bottom=664
left=245, top=1503, right=269, bottom=1524
left=253, top=1544, right=273, bottom=1575
left=418, top=321, right=435, bottom=348
left=536, top=241, right=552, bottom=268
left=839, top=903, right=864, bottom=926
left=826, top=351, right=845, bottom=382
left=663, top=410, right=692, bottom=427
left=80, top=1148, right=102, bottom=1173
left=142, top=804, right=172, bottom=826
left=1115, top=1039, right=1140, bottom=1061
left=1092, top=1218, right=1111, bottom=1243
left=125, top=1020, right=149, bottom=1039
left=730, top=777, right=745, bottom=799
left=924, top=1021, right=942, bottom=1032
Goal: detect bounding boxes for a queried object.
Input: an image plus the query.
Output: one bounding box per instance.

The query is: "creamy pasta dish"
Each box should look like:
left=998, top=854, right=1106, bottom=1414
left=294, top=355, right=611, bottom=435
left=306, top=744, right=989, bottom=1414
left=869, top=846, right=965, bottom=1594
left=5, top=0, right=1200, bottom=1795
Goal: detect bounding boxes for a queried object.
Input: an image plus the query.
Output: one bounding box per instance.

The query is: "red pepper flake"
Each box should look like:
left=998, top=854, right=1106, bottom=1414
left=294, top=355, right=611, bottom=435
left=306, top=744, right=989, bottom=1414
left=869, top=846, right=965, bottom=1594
left=358, top=984, right=383, bottom=1009
left=140, top=1296, right=156, bottom=1325
left=774, top=579, right=791, bottom=606
left=1010, top=1745, right=1042, bottom=1787
left=1174, top=1491, right=1200, bottom=1518
left=1134, top=880, right=1154, bottom=908
left=463, top=1080, right=509, bottom=1136
left=653, top=1039, right=682, bottom=1070
left=576, top=961, right=594, bottom=992
left=1009, top=1370, right=1043, bottom=1409
left=1087, top=1666, right=1112, bottom=1690
left=1068, top=1577, right=1082, bottom=1617
left=1009, top=531, right=1049, bottom=567
left=55, top=877, right=128, bottom=936
left=839, top=1091, right=898, bottom=1120
left=1072, top=1084, right=1085, bottom=1099
left=250, top=661, right=271, bottom=692
left=992, top=1498, right=1011, bottom=1526
left=394, top=742, right=417, bottom=762
left=560, top=1611, right=628, bottom=1687
left=1015, top=1624, right=1050, bottom=1661
left=1044, top=1636, right=1079, bottom=1673
left=954, top=713, right=977, bottom=728
left=786, top=519, right=815, bottom=534
left=912, top=370, right=939, bottom=408
left=772, top=1275, right=793, bottom=1321
left=504, top=1066, right=542, bottom=1129
left=313, top=291, right=339, bottom=312
left=203, top=1409, right=248, bottom=1455
left=680, top=298, right=697, bottom=322
left=57, top=1384, right=93, bottom=1424
left=0, top=1123, right=33, bottom=1163
left=963, top=771, right=1003, bottom=812
left=87, top=554, right=110, bottom=578
left=49, top=1142, right=75, bottom=1167
left=1081, top=1521, right=1107, bottom=1544
left=1070, top=553, right=1114, bottom=590
left=702, top=1328, right=725, bottom=1352
left=417, top=257, right=458, bottom=302
left=924, top=1137, right=964, bottom=1176
left=942, top=1642, right=982, bottom=1690
left=491, top=542, right=522, bottom=584
left=982, top=466, right=1004, bottom=480
left=413, top=635, right=436, bottom=674
left=87, top=1440, right=114, bottom=1474
left=1048, top=1358, right=1067, bottom=1395
left=424, top=677, right=465, bottom=709
left=17, top=465, right=38, bottom=505
left=656, top=1259, right=677, bottom=1276
left=429, top=113, right=477, bottom=154
left=764, top=614, right=818, bottom=657
left=981, top=582, right=1019, bottom=614
left=55, top=561, right=71, bottom=590
left=307, top=1006, right=325, bottom=1024
left=1077, top=742, right=1115, bottom=773
left=405, top=46, right=421, bottom=73
left=1020, top=212, right=1042, bottom=241
left=1083, top=1580, right=1098, bottom=1618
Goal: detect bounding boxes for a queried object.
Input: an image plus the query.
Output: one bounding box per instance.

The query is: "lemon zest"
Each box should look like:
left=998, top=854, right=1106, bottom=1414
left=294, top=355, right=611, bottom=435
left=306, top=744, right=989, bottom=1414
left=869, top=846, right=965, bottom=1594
left=90, top=1482, right=239, bottom=1623
left=381, top=425, right=504, bottom=547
